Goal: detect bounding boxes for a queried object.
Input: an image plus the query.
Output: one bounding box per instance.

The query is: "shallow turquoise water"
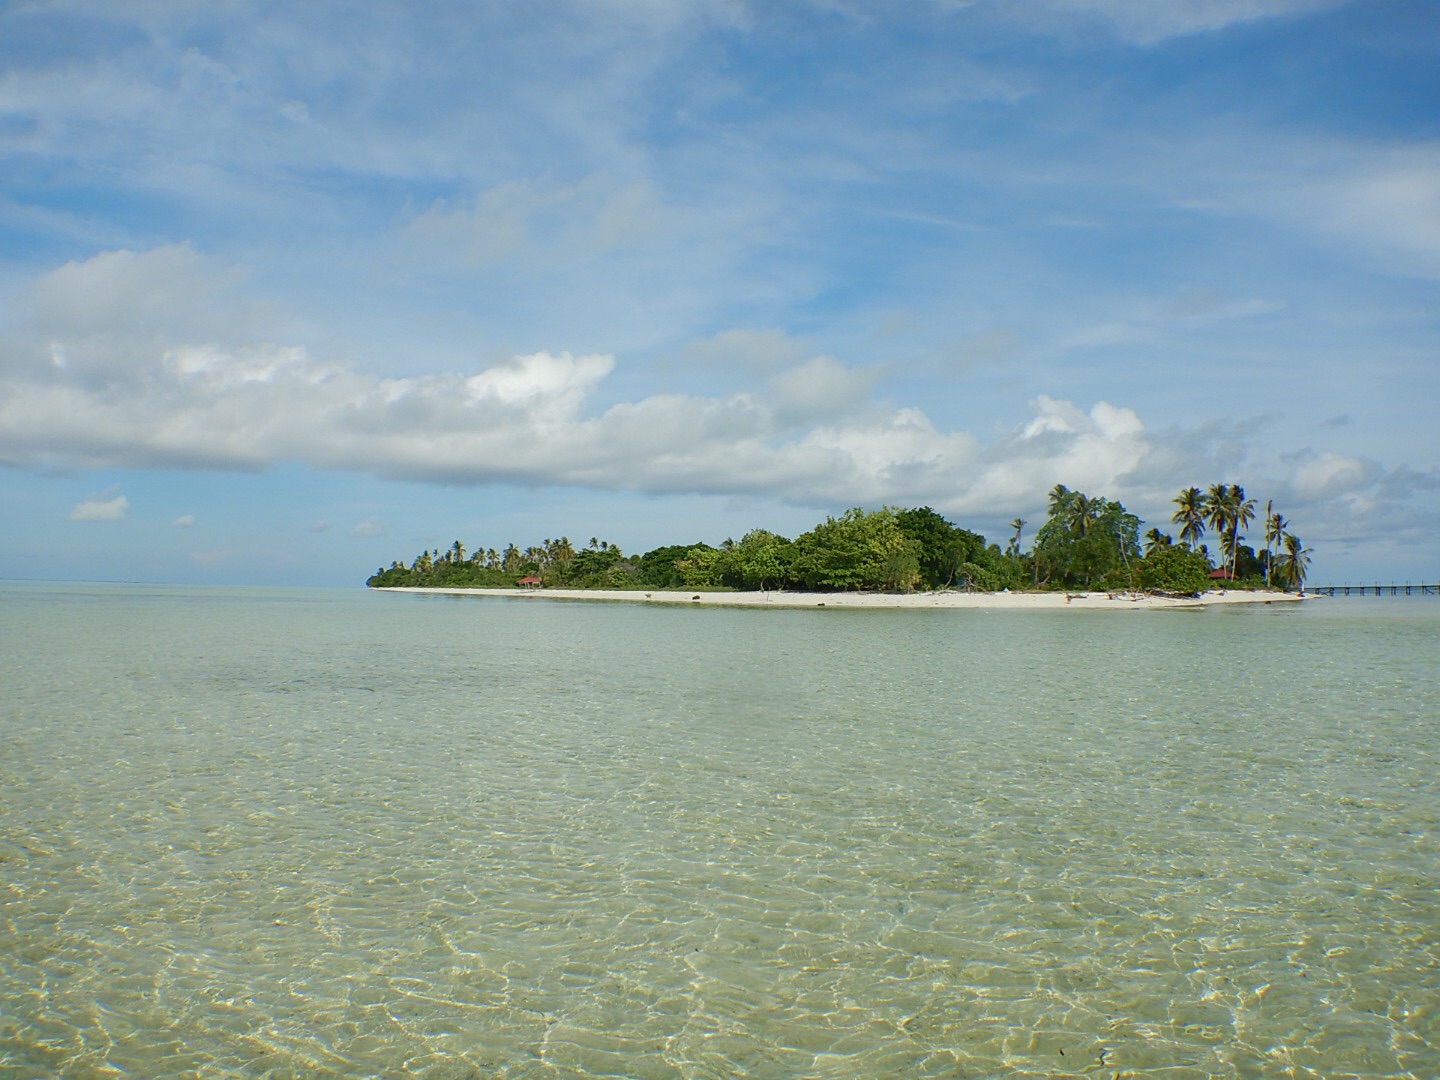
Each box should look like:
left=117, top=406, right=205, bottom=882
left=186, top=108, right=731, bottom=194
left=1, top=583, right=1436, bottom=1078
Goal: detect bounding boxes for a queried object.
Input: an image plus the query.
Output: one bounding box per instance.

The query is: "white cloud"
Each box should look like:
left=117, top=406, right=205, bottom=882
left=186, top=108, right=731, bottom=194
left=5, top=246, right=1433, bottom=560
left=465, top=351, right=615, bottom=415
left=1165, top=287, right=1284, bottom=323
left=1311, top=150, right=1440, bottom=277
left=1062, top=321, right=1146, bottom=349
left=69, top=492, right=129, bottom=521
left=1021, top=0, right=1347, bottom=44
left=401, top=183, right=541, bottom=269
left=0, top=249, right=1178, bottom=517
left=993, top=396, right=1152, bottom=505
left=388, top=171, right=782, bottom=355
left=935, top=329, right=1021, bottom=371
left=400, top=178, right=674, bottom=269
left=1137, top=132, right=1440, bottom=281
left=1290, top=450, right=1370, bottom=499
left=1, top=326, right=1157, bottom=522
left=171, top=514, right=196, bottom=527
left=678, top=328, right=813, bottom=374
left=350, top=518, right=389, bottom=538
left=768, top=356, right=878, bottom=422
left=1260, top=449, right=1440, bottom=562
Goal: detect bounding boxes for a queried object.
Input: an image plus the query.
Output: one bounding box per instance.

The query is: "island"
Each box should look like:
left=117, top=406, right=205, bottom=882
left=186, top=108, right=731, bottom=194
left=367, top=482, right=1312, bottom=606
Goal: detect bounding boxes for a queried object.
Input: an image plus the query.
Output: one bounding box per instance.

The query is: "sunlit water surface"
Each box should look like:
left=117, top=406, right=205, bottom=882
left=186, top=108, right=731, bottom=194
left=1, top=583, right=1436, bottom=1079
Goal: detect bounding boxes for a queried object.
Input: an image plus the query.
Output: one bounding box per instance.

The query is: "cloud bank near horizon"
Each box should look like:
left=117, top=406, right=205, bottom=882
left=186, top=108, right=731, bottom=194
left=4, top=245, right=1429, bottom=552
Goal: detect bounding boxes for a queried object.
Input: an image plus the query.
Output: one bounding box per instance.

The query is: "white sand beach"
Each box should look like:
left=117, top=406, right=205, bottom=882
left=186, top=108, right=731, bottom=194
left=375, top=586, right=1306, bottom=610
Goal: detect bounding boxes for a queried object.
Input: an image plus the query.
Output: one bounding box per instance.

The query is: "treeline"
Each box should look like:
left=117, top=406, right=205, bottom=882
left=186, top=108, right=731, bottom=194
left=366, top=482, right=1311, bottom=595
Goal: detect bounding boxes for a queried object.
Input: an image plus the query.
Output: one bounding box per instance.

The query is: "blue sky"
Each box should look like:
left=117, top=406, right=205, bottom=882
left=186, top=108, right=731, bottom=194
left=1, top=0, right=1436, bottom=586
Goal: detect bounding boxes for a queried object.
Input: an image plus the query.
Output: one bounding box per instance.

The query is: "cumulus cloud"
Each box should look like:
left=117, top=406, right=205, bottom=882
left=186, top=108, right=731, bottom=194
left=171, top=514, right=196, bottom=527
left=1184, top=446, right=1440, bottom=563
left=1278, top=448, right=1440, bottom=509
left=17, top=245, right=269, bottom=363
left=0, top=248, right=1194, bottom=517
left=767, top=356, right=878, bottom=423
left=1289, top=449, right=1372, bottom=499
left=69, top=491, right=129, bottom=521
left=8, top=246, right=1432, bottom=553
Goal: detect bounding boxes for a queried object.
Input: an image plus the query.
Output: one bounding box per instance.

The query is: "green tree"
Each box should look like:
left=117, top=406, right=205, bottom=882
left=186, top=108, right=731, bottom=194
left=1006, top=518, right=1026, bottom=558
left=501, top=544, right=521, bottom=573
left=1226, top=486, right=1257, bottom=580
left=1203, top=483, right=1232, bottom=562
left=1032, top=488, right=1140, bottom=587
left=1136, top=543, right=1211, bottom=594
left=894, top=506, right=987, bottom=589
left=724, top=529, right=794, bottom=590
left=1143, top=527, right=1172, bottom=556
left=1068, top=492, right=1098, bottom=537
left=674, top=546, right=723, bottom=588
left=638, top=543, right=713, bottom=587
left=1274, top=532, right=1312, bottom=591
left=954, top=558, right=1007, bottom=591
left=791, top=507, right=921, bottom=591
left=1171, top=486, right=1206, bottom=549
left=1263, top=505, right=1287, bottom=587
left=561, top=544, right=621, bottom=585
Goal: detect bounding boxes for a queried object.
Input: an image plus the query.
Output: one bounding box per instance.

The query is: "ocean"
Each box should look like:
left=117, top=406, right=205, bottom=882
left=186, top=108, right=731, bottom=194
left=1, top=582, right=1436, bottom=1078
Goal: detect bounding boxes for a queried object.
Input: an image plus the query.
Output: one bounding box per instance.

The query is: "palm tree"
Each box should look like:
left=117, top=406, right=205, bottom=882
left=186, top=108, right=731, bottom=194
left=1275, top=532, right=1311, bottom=591
left=1143, top=528, right=1172, bottom=556
left=451, top=540, right=466, bottom=565
left=1227, top=486, right=1256, bottom=580
left=1068, top=492, right=1096, bottom=537
left=1263, top=504, right=1286, bottom=587
left=1172, top=486, right=1206, bottom=550
left=1007, top=518, right=1026, bottom=558
left=1204, top=483, right=1233, bottom=565
left=1047, top=484, right=1073, bottom=523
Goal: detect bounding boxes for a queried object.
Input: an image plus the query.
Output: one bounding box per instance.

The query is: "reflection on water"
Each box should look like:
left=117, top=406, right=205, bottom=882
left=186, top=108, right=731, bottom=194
left=1, top=584, right=1436, bottom=1077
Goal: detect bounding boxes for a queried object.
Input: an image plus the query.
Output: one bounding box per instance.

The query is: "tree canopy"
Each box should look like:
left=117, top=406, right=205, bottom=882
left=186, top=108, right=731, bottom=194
left=1031, top=485, right=1141, bottom=588
left=367, top=482, right=1311, bottom=595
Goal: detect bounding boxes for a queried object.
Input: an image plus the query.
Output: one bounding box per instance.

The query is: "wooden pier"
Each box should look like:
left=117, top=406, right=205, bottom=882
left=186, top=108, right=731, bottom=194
left=1307, top=583, right=1438, bottom=597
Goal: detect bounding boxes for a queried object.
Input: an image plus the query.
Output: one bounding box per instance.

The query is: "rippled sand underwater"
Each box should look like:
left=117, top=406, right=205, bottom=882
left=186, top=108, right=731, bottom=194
left=2, top=584, right=1436, bottom=1078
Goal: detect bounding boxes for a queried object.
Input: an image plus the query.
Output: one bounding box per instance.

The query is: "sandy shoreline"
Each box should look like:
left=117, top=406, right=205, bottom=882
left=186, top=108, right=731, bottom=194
left=373, top=586, right=1306, bottom=611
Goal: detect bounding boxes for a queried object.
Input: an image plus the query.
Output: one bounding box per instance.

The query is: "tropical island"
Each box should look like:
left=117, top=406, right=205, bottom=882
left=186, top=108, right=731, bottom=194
left=367, top=483, right=1312, bottom=608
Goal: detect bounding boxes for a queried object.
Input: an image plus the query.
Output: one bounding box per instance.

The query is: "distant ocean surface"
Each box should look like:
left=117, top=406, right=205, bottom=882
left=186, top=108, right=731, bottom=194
left=2, top=582, right=1436, bottom=1079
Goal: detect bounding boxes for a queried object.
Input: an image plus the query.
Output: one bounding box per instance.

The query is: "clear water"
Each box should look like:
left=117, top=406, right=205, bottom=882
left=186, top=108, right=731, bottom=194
left=1, top=583, right=1436, bottom=1079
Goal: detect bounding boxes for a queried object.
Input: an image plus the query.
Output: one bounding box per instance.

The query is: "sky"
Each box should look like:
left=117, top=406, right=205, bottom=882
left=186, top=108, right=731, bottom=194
left=1, top=0, right=1437, bottom=587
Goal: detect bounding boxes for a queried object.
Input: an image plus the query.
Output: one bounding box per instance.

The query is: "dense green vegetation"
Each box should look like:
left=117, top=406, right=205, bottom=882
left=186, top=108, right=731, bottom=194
left=367, top=482, right=1311, bottom=594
